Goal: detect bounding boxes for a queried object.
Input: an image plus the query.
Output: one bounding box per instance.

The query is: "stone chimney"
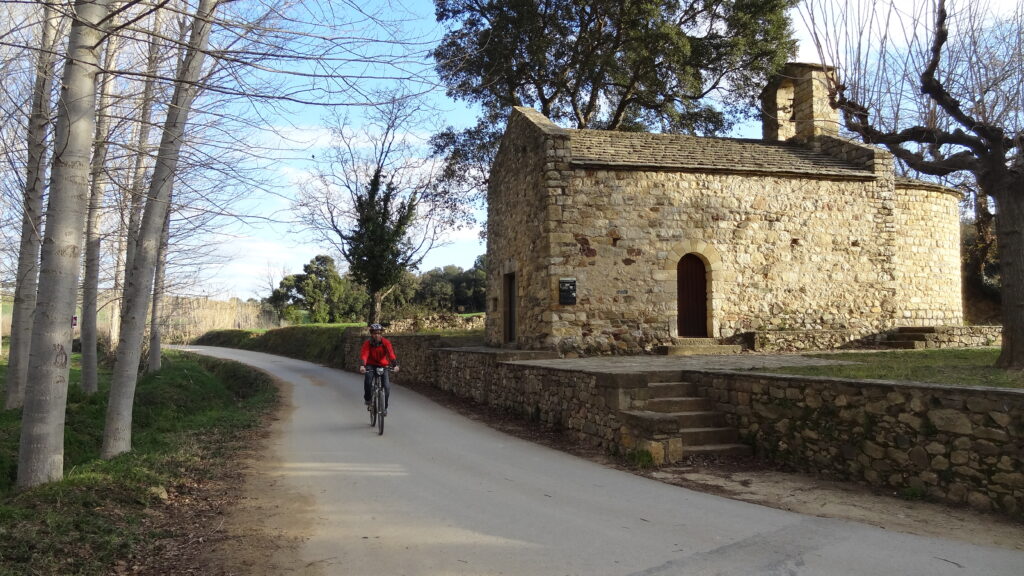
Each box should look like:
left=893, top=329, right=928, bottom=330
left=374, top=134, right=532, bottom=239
left=761, top=62, right=840, bottom=142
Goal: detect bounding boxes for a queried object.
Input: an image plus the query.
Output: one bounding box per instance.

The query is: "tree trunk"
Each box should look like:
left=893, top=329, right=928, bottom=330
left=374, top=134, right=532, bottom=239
left=112, top=8, right=165, bottom=352
left=102, top=0, right=219, bottom=459
left=369, top=291, right=383, bottom=325
left=17, top=0, right=114, bottom=488
left=147, top=203, right=172, bottom=373
left=5, top=3, right=60, bottom=410
left=81, top=30, right=121, bottom=395
left=993, top=182, right=1024, bottom=369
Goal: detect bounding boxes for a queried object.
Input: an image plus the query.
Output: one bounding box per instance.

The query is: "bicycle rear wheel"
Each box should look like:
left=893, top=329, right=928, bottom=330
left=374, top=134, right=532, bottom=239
left=376, top=386, right=385, bottom=435
left=369, top=377, right=378, bottom=428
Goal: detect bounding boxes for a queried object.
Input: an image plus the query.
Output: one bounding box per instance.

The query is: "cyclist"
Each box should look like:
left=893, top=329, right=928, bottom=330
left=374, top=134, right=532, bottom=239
left=359, top=323, right=399, bottom=415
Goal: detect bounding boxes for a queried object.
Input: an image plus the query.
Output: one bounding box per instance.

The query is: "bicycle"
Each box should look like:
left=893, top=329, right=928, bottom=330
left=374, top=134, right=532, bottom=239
left=368, top=366, right=388, bottom=435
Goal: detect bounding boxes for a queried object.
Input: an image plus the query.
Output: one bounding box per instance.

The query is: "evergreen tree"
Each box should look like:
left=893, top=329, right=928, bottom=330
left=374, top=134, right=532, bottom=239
left=341, top=169, right=419, bottom=323
left=431, top=0, right=798, bottom=203
left=267, top=255, right=367, bottom=323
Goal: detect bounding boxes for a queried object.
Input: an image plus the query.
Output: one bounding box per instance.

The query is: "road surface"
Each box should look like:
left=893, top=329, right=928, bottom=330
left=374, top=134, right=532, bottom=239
left=179, top=345, right=1024, bottom=576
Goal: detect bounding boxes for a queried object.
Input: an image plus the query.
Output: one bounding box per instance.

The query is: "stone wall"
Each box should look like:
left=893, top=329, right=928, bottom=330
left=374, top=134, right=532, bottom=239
left=386, top=314, right=484, bottom=334
left=750, top=326, right=1002, bottom=352
left=429, top=348, right=643, bottom=452
left=691, top=370, right=1023, bottom=516
left=340, top=327, right=484, bottom=386
left=895, top=326, right=1003, bottom=349
left=541, top=169, right=914, bottom=356
left=355, top=335, right=1020, bottom=517
left=893, top=181, right=964, bottom=326
left=752, top=329, right=888, bottom=352
left=486, top=106, right=964, bottom=358
left=485, top=107, right=570, bottom=348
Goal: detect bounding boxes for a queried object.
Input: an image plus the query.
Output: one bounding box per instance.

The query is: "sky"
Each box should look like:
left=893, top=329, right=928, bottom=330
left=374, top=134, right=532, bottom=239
left=203, top=0, right=971, bottom=300
left=204, top=0, right=485, bottom=300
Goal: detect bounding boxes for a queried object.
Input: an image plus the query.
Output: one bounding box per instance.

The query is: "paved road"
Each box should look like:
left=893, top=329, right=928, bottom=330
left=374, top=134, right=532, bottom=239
left=180, top=346, right=1024, bottom=576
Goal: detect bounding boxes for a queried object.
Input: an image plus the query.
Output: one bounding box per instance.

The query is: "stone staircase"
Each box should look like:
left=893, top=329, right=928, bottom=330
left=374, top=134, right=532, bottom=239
left=620, top=379, right=751, bottom=465
left=654, top=337, right=742, bottom=356
left=880, top=327, right=938, bottom=349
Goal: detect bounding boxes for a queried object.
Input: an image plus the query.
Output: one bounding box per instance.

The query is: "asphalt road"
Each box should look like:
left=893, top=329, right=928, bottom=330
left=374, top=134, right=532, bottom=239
left=179, top=346, right=1024, bottom=576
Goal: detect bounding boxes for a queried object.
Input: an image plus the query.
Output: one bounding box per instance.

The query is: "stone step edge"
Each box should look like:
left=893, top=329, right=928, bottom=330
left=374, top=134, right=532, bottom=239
left=677, top=443, right=752, bottom=455
left=655, top=344, right=743, bottom=356
left=621, top=409, right=721, bottom=420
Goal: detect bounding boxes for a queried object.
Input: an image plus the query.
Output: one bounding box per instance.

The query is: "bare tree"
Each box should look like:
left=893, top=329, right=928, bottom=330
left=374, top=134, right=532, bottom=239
left=4, top=2, right=63, bottom=409
left=80, top=17, right=124, bottom=396
left=147, top=200, right=171, bottom=372
left=103, top=0, right=220, bottom=460
left=801, top=0, right=1024, bottom=368
left=293, top=94, right=452, bottom=322
left=18, top=0, right=117, bottom=488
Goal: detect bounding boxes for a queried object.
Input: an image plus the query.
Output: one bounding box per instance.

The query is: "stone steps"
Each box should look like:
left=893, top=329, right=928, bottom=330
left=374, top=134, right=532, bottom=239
left=655, top=339, right=743, bottom=356
left=648, top=381, right=699, bottom=398
left=880, top=327, right=937, bottom=349
left=646, top=396, right=713, bottom=412
left=622, top=380, right=751, bottom=464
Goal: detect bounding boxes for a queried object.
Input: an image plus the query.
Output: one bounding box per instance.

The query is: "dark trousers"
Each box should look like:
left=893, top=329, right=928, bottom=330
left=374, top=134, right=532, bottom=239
left=363, top=367, right=390, bottom=408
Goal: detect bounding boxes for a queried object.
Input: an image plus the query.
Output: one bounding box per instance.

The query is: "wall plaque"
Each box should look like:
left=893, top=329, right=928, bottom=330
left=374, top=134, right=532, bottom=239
left=558, top=278, right=577, bottom=305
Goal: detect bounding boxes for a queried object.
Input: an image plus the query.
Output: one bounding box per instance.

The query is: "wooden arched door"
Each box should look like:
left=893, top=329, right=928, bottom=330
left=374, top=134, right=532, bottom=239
left=677, top=254, right=708, bottom=337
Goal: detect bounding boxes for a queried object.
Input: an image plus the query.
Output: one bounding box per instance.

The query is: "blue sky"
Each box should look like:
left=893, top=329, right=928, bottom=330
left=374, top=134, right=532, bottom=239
left=202, top=0, right=486, bottom=300
left=204, top=0, right=830, bottom=300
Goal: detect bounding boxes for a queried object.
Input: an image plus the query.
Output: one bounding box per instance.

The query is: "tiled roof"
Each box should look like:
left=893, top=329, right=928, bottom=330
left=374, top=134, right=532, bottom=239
left=569, top=130, right=874, bottom=179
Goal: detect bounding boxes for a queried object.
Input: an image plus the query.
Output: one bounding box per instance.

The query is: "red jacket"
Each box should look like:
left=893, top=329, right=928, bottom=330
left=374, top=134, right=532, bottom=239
left=360, top=337, right=397, bottom=367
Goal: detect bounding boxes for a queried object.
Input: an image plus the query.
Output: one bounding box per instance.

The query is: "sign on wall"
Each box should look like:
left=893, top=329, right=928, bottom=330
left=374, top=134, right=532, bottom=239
left=559, top=278, right=577, bottom=305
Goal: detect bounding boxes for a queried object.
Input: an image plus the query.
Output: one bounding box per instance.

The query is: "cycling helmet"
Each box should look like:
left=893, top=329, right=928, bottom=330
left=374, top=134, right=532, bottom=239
left=368, top=323, right=383, bottom=332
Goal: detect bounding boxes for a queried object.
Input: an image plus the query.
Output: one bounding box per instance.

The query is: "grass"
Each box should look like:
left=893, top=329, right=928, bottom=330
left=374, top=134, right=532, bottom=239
left=0, top=349, right=277, bottom=575
left=762, top=348, right=1023, bottom=389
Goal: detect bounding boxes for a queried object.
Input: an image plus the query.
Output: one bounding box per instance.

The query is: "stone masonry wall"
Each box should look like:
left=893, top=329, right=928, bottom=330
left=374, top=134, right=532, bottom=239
left=429, top=348, right=641, bottom=453
left=485, top=108, right=570, bottom=348
left=691, top=370, right=1023, bottom=516
left=752, top=329, right=888, bottom=352
left=347, top=336, right=1020, bottom=517
left=893, top=183, right=964, bottom=326
left=751, top=326, right=1001, bottom=352
left=918, top=326, right=1003, bottom=348
left=340, top=327, right=483, bottom=386
left=544, top=168, right=905, bottom=355
left=487, top=105, right=964, bottom=358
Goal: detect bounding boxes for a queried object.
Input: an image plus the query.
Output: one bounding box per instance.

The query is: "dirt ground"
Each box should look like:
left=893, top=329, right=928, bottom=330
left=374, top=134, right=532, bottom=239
left=135, top=378, right=1023, bottom=575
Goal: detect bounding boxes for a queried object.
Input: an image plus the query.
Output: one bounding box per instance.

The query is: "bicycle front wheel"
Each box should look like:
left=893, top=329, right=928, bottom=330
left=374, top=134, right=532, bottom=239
left=376, top=386, right=385, bottom=435
left=369, top=380, right=378, bottom=428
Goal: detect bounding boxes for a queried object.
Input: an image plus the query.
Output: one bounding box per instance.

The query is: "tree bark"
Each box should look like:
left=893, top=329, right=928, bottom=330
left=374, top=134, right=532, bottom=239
left=103, top=0, right=219, bottom=459
left=369, top=291, right=382, bottom=325
left=147, top=202, right=172, bottom=373
left=993, top=182, right=1024, bottom=369
left=18, top=0, right=115, bottom=488
left=5, top=3, right=61, bottom=410
left=81, top=28, right=121, bottom=396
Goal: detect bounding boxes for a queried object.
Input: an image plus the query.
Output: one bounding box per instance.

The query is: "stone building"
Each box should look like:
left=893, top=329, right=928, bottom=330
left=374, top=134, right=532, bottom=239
left=485, top=63, right=963, bottom=355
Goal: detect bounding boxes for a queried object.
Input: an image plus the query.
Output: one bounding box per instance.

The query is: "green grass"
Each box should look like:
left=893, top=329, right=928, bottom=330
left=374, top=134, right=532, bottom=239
left=0, top=350, right=277, bottom=575
left=762, top=348, right=1023, bottom=389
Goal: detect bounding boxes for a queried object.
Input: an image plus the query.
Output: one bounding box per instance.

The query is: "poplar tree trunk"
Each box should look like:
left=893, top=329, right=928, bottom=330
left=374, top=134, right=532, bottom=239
left=18, top=0, right=114, bottom=488
left=111, top=8, right=165, bottom=352
left=148, top=202, right=172, bottom=373
left=103, top=0, right=220, bottom=459
left=5, top=3, right=60, bottom=410
left=81, top=29, right=121, bottom=395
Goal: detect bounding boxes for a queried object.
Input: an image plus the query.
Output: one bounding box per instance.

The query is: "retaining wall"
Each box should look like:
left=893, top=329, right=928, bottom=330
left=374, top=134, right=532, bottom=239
left=338, top=333, right=1022, bottom=517
left=691, top=370, right=1023, bottom=516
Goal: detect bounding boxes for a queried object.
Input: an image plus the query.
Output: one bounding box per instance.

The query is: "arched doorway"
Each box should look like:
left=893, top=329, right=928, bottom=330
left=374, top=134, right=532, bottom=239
left=677, top=254, right=708, bottom=337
